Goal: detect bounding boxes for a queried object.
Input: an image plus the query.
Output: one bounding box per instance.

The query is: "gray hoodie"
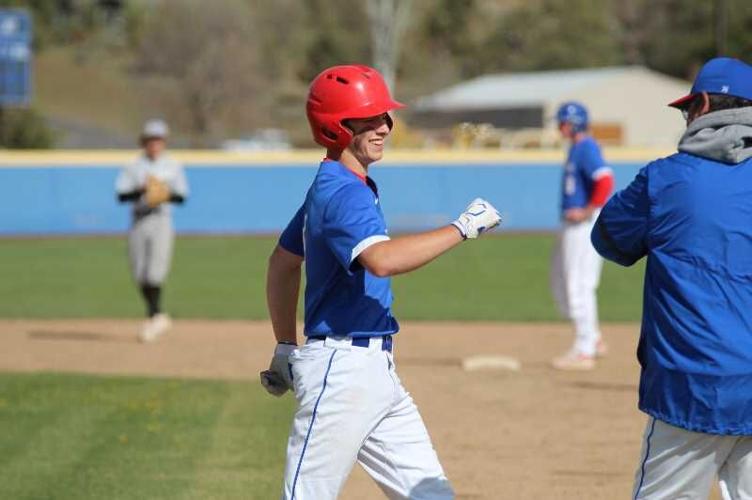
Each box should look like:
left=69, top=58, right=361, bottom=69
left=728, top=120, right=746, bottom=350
left=678, top=107, right=752, bottom=165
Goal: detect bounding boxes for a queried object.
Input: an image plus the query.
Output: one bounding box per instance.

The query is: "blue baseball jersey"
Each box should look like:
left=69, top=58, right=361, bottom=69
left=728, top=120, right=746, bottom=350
left=592, top=152, right=752, bottom=435
left=561, top=136, right=610, bottom=212
left=279, top=160, right=399, bottom=338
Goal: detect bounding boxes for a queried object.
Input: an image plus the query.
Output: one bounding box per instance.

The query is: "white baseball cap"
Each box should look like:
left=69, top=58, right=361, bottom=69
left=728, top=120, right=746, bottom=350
left=141, top=119, right=169, bottom=139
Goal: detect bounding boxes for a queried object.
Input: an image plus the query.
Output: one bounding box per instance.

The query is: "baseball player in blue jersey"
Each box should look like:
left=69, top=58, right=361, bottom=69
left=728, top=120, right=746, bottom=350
left=592, top=57, right=752, bottom=499
left=116, top=120, right=189, bottom=342
left=260, top=64, right=501, bottom=500
left=550, top=102, right=614, bottom=370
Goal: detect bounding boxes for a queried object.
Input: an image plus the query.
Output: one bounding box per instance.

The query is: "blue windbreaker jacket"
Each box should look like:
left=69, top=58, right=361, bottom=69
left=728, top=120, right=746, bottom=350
left=592, top=150, right=752, bottom=435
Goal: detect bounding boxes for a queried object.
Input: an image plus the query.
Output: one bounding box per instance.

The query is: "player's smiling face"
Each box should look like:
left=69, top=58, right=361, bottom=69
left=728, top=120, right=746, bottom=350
left=344, top=113, right=391, bottom=167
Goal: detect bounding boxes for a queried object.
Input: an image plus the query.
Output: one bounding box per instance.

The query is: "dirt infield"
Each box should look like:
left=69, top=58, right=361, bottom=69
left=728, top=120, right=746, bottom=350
left=0, top=319, right=717, bottom=499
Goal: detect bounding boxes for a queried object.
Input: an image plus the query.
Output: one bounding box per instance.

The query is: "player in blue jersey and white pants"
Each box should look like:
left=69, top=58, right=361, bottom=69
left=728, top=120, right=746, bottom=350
left=550, top=102, right=614, bottom=370
left=592, top=57, right=752, bottom=499
left=260, top=65, right=501, bottom=500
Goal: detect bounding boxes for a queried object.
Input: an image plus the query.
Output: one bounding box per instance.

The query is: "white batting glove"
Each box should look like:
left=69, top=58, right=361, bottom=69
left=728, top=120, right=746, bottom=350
left=260, top=343, right=296, bottom=397
left=451, top=198, right=502, bottom=239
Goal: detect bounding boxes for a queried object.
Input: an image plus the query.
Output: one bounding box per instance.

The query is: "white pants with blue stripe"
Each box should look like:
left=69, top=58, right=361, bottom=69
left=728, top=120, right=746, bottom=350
left=633, top=417, right=752, bottom=499
left=281, top=336, right=454, bottom=500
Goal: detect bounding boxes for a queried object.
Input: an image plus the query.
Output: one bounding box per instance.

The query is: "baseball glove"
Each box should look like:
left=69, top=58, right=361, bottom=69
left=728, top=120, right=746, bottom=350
left=144, top=175, right=170, bottom=208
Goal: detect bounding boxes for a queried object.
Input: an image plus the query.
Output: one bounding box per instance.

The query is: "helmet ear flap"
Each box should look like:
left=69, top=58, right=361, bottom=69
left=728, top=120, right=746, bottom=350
left=321, top=120, right=354, bottom=150
left=320, top=127, right=338, bottom=142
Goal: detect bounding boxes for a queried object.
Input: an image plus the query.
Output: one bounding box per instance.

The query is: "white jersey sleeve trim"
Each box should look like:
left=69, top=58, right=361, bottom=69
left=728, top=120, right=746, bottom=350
left=350, top=235, right=390, bottom=263
left=592, top=166, right=613, bottom=180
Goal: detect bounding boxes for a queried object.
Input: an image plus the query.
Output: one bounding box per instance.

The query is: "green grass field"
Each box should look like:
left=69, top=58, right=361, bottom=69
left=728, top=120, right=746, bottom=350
left=0, top=372, right=295, bottom=500
left=0, top=234, right=645, bottom=320
left=0, top=234, right=647, bottom=499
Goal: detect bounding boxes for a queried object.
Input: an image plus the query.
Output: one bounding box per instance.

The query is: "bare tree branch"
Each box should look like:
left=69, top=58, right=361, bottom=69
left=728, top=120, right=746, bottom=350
left=366, top=0, right=413, bottom=92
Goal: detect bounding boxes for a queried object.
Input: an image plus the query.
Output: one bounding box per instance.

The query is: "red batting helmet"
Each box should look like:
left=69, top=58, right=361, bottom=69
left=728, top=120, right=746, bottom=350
left=306, top=64, right=405, bottom=150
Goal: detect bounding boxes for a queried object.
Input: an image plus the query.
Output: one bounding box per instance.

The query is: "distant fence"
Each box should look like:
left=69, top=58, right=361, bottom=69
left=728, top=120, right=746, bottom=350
left=0, top=149, right=667, bottom=235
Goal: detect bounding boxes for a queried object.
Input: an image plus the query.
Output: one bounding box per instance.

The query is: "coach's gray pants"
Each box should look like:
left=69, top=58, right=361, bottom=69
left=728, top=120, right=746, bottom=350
left=128, top=214, right=174, bottom=285
left=633, top=417, right=752, bottom=500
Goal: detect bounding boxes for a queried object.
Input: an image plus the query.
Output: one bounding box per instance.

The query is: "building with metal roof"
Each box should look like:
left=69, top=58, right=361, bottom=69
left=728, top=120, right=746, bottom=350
left=409, top=66, right=691, bottom=147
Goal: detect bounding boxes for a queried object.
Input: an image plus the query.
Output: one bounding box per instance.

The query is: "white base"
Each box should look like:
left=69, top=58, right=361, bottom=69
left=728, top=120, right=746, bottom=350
left=461, top=355, right=521, bottom=372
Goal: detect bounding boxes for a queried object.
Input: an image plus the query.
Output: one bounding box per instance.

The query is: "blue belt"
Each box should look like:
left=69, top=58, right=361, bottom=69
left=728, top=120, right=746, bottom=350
left=308, top=335, right=393, bottom=353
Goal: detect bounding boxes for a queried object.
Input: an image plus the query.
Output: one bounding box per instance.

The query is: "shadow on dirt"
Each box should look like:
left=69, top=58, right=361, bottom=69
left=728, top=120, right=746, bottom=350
left=26, top=330, right=131, bottom=343
left=567, top=380, right=637, bottom=392
left=395, top=356, right=461, bottom=367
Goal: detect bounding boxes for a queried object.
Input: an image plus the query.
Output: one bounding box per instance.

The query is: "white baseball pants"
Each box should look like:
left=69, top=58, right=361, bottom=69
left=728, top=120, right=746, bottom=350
left=550, top=213, right=603, bottom=356
left=633, top=417, right=752, bottom=499
left=281, top=336, right=453, bottom=500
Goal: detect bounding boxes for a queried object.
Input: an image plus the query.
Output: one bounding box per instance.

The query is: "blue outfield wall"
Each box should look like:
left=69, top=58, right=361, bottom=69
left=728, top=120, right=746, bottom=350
left=0, top=152, right=654, bottom=235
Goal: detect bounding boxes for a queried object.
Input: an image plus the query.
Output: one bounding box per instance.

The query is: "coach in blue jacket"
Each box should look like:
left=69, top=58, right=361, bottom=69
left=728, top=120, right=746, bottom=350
left=592, top=57, right=752, bottom=499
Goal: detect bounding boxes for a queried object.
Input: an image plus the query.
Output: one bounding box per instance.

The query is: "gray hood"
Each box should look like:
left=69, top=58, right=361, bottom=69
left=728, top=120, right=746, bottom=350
left=678, top=107, right=752, bottom=165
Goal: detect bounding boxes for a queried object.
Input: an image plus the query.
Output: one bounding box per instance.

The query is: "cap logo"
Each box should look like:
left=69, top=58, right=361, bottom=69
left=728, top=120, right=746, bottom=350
left=721, top=85, right=730, bottom=94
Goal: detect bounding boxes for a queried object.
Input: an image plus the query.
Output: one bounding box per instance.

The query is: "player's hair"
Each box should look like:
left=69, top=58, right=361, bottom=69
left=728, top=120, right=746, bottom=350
left=686, top=93, right=752, bottom=115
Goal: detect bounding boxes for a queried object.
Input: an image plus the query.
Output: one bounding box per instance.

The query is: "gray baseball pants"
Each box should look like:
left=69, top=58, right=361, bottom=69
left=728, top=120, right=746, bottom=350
left=128, top=213, right=174, bottom=285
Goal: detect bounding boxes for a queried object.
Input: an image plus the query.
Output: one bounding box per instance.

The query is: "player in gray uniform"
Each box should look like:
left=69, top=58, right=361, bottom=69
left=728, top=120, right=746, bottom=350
left=115, top=119, right=189, bottom=342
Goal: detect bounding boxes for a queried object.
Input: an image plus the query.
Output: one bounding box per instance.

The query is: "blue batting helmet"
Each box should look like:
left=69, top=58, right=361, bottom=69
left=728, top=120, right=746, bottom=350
left=556, top=101, right=589, bottom=133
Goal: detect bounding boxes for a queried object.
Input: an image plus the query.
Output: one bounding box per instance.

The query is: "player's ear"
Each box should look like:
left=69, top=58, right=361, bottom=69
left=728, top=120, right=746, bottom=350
left=686, top=93, right=711, bottom=124
left=700, top=92, right=710, bottom=116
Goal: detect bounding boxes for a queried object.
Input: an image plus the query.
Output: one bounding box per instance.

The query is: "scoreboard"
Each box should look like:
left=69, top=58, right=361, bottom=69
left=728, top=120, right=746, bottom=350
left=0, top=9, right=31, bottom=106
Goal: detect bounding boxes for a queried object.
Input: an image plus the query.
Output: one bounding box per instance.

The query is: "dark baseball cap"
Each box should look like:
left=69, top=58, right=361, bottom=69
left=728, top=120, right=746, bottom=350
left=668, top=57, right=752, bottom=108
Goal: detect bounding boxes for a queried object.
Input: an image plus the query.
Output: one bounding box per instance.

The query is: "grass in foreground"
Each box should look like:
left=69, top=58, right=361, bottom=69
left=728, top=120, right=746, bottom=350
left=0, top=372, right=294, bottom=500
left=0, top=234, right=645, bottom=321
